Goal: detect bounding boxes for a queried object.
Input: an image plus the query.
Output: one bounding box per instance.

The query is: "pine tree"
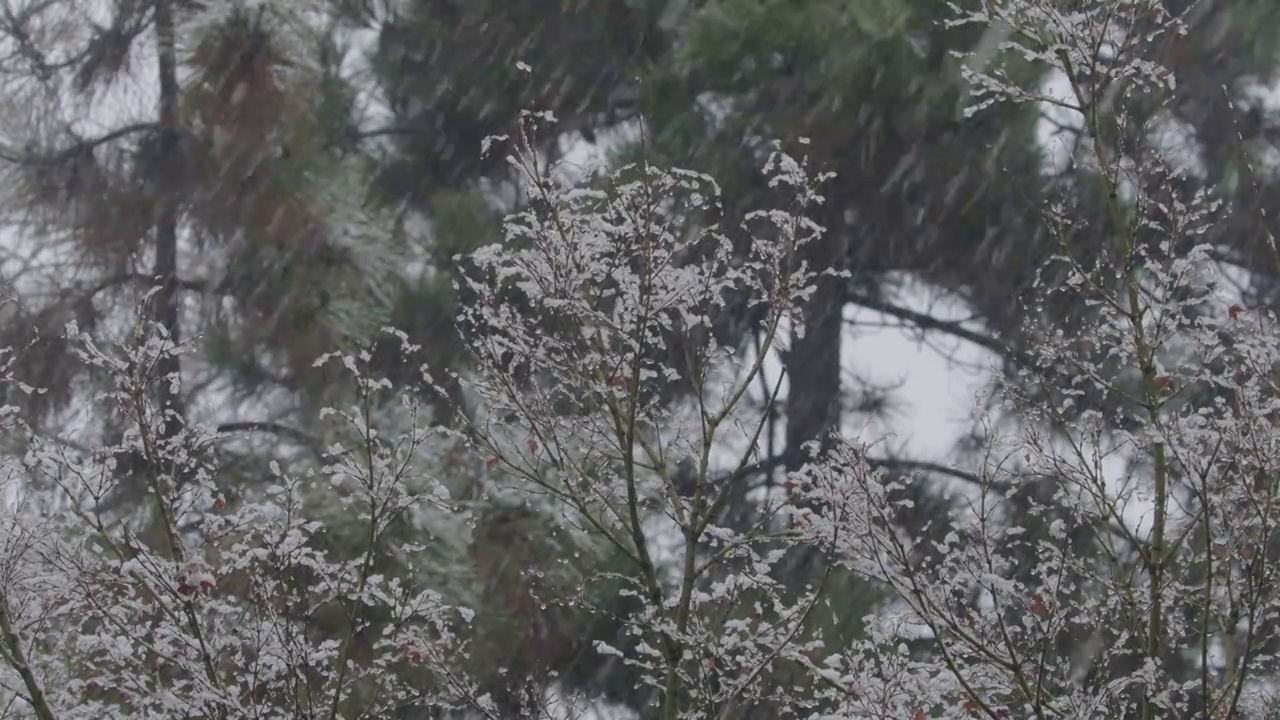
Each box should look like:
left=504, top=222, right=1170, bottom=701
left=0, top=0, right=477, bottom=696
left=0, top=1, right=426, bottom=438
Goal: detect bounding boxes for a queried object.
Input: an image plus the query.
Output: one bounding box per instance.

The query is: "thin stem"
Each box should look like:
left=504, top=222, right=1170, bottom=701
left=0, top=597, right=57, bottom=720
left=1055, top=44, right=1173, bottom=719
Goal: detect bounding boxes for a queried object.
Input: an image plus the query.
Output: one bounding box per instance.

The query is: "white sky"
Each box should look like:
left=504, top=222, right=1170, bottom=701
left=841, top=291, right=991, bottom=459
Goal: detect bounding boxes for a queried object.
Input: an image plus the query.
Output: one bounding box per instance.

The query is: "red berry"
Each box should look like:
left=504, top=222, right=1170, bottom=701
left=398, top=640, right=423, bottom=665
left=176, top=562, right=215, bottom=598
left=1029, top=592, right=1051, bottom=618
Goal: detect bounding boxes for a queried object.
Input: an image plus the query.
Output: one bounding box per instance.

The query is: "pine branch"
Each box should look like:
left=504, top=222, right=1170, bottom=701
left=213, top=420, right=323, bottom=456
left=0, top=123, right=158, bottom=166
left=844, top=288, right=1036, bottom=371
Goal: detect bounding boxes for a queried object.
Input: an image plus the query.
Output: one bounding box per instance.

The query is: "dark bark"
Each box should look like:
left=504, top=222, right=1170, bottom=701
left=152, top=0, right=184, bottom=439
left=778, top=227, right=849, bottom=591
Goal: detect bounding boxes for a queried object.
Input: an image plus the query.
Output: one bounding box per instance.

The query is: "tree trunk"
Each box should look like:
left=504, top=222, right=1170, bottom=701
left=152, top=0, right=184, bottom=438
left=780, top=226, right=848, bottom=591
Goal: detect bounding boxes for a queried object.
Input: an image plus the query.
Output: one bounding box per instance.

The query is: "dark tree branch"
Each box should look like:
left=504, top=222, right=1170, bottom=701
left=844, top=288, right=1036, bottom=371
left=214, top=421, right=322, bottom=455
left=86, top=272, right=221, bottom=299
left=0, top=1, right=91, bottom=83
left=354, top=126, right=417, bottom=139
left=0, top=123, right=158, bottom=166
left=713, top=449, right=1006, bottom=491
